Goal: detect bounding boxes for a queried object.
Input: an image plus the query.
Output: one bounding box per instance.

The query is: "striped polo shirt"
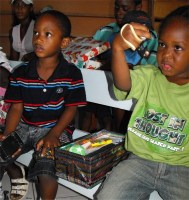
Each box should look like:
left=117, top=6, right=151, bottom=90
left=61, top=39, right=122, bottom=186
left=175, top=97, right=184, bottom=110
left=5, top=54, right=86, bottom=130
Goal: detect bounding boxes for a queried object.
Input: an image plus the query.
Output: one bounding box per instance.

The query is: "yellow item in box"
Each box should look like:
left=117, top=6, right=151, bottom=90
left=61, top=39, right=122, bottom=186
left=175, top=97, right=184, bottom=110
left=91, top=139, right=112, bottom=147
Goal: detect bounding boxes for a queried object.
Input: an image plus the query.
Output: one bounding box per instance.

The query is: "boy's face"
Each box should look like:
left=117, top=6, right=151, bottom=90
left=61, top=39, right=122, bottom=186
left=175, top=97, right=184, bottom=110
left=33, top=14, right=65, bottom=58
left=114, top=0, right=141, bottom=27
left=157, top=18, right=189, bottom=85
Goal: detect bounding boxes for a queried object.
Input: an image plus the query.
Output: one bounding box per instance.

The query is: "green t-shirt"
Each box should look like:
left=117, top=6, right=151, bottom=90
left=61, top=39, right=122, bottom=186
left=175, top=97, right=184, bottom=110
left=114, top=65, right=189, bottom=167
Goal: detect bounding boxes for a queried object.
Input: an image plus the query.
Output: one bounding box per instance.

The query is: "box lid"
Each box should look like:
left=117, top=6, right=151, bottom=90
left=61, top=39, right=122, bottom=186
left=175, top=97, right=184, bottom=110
left=62, top=37, right=110, bottom=65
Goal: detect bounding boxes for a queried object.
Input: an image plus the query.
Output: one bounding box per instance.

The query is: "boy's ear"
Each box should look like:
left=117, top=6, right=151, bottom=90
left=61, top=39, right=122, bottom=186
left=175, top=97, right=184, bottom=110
left=61, top=37, right=71, bottom=49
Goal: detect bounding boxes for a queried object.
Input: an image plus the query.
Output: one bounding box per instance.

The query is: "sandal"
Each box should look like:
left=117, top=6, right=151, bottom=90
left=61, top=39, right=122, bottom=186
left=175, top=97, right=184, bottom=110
left=10, top=165, right=29, bottom=200
left=0, top=182, right=5, bottom=200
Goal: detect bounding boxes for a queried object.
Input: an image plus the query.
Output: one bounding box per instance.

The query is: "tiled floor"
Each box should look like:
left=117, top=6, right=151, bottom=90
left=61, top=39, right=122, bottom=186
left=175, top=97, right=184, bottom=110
left=2, top=165, right=88, bottom=200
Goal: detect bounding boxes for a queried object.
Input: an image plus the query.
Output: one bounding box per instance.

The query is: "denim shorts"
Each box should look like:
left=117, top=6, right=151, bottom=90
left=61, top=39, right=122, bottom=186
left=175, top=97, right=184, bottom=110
left=12, top=122, right=71, bottom=182
left=96, top=153, right=189, bottom=200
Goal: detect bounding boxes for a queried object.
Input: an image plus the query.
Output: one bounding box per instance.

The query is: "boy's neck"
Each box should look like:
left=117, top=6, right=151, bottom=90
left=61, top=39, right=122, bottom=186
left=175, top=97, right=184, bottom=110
left=36, top=58, right=60, bottom=81
left=166, top=76, right=189, bottom=85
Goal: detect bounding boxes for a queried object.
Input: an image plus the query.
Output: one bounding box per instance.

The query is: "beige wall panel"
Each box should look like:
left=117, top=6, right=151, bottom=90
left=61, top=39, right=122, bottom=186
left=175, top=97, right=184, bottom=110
left=154, top=0, right=189, bottom=19
left=0, top=0, right=115, bottom=16
left=0, top=14, right=12, bottom=36
left=0, top=0, right=148, bottom=15
left=33, top=0, right=148, bottom=15
left=70, top=16, right=115, bottom=37
left=0, top=0, right=12, bottom=12
left=33, top=0, right=115, bottom=17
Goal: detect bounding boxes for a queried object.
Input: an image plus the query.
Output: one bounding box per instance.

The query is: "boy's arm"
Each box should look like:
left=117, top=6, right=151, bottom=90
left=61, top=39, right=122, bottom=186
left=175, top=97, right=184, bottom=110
left=3, top=103, right=23, bottom=136
left=111, top=23, right=151, bottom=91
left=111, top=36, right=131, bottom=91
left=49, top=106, right=77, bottom=137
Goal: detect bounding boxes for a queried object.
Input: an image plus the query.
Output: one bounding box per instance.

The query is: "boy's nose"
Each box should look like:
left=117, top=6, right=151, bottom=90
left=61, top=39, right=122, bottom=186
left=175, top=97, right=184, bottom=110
left=34, top=34, right=43, bottom=43
left=163, top=48, right=172, bottom=59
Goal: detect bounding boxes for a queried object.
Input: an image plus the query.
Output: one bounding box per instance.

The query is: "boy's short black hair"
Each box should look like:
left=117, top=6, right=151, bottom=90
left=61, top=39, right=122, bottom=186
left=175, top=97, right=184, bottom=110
left=134, top=0, right=142, bottom=6
left=121, top=10, right=153, bottom=30
left=159, top=5, right=189, bottom=36
left=37, top=10, right=71, bottom=37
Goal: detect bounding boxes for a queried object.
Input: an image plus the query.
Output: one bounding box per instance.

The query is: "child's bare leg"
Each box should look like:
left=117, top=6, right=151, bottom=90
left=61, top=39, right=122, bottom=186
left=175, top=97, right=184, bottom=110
left=6, top=163, right=23, bottom=178
left=38, top=175, right=58, bottom=200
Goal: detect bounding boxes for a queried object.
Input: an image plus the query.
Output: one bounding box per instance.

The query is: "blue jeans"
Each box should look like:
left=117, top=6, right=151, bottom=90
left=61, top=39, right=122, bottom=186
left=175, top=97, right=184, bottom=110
left=0, top=122, right=72, bottom=182
left=96, top=153, right=189, bottom=200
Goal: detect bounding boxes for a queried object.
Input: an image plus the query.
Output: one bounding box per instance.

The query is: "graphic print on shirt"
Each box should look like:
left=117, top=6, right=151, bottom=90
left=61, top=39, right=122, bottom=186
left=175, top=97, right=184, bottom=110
left=129, top=105, right=188, bottom=153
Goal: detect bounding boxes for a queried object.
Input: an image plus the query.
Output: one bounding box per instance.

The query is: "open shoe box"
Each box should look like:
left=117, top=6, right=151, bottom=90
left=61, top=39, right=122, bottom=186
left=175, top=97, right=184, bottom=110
left=55, top=130, right=128, bottom=188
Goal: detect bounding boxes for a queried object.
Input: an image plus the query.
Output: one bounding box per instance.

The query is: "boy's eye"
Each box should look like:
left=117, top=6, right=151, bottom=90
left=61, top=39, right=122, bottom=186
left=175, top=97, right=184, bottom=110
left=158, top=42, right=165, bottom=48
left=46, top=32, right=52, bottom=38
left=33, top=31, right=38, bottom=36
left=174, top=45, right=182, bottom=51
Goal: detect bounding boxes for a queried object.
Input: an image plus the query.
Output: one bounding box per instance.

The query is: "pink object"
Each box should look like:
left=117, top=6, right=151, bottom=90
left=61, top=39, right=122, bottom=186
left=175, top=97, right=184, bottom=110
left=0, top=87, right=6, bottom=97
left=0, top=100, right=10, bottom=126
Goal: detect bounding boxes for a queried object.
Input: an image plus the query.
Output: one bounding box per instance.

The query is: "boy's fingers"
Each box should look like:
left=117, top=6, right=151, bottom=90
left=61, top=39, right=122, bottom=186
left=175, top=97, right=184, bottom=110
left=130, top=22, right=149, bottom=31
left=135, top=28, right=151, bottom=40
left=41, top=146, right=47, bottom=157
left=130, top=23, right=151, bottom=40
left=36, top=139, right=43, bottom=151
left=51, top=148, right=55, bottom=157
left=120, top=23, right=151, bottom=50
left=12, top=148, right=21, bottom=158
left=41, top=146, right=54, bottom=159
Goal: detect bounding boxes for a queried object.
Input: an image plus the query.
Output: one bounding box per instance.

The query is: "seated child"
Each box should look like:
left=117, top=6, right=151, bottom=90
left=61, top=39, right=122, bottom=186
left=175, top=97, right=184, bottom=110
left=0, top=10, right=86, bottom=200
left=97, top=5, right=189, bottom=200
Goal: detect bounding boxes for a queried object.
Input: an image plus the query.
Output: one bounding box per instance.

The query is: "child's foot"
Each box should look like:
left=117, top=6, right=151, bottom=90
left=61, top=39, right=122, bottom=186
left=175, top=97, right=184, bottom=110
left=10, top=165, right=29, bottom=200
left=0, top=181, right=4, bottom=200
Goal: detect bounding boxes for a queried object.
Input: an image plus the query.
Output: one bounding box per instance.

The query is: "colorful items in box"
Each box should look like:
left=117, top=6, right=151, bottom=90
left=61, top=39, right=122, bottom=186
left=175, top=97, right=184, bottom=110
left=67, top=138, right=113, bottom=156
left=55, top=130, right=128, bottom=188
left=60, top=130, right=121, bottom=155
left=69, top=144, right=86, bottom=156
left=62, top=37, right=110, bottom=69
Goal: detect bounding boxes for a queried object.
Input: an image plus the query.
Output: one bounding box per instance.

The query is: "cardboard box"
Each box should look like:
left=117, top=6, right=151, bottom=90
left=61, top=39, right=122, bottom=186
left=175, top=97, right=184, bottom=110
left=55, top=130, right=128, bottom=188
left=62, top=37, right=110, bottom=69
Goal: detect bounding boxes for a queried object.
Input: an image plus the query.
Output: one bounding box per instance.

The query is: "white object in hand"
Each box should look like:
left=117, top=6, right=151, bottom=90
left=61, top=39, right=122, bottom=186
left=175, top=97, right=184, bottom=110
left=120, top=24, right=146, bottom=51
